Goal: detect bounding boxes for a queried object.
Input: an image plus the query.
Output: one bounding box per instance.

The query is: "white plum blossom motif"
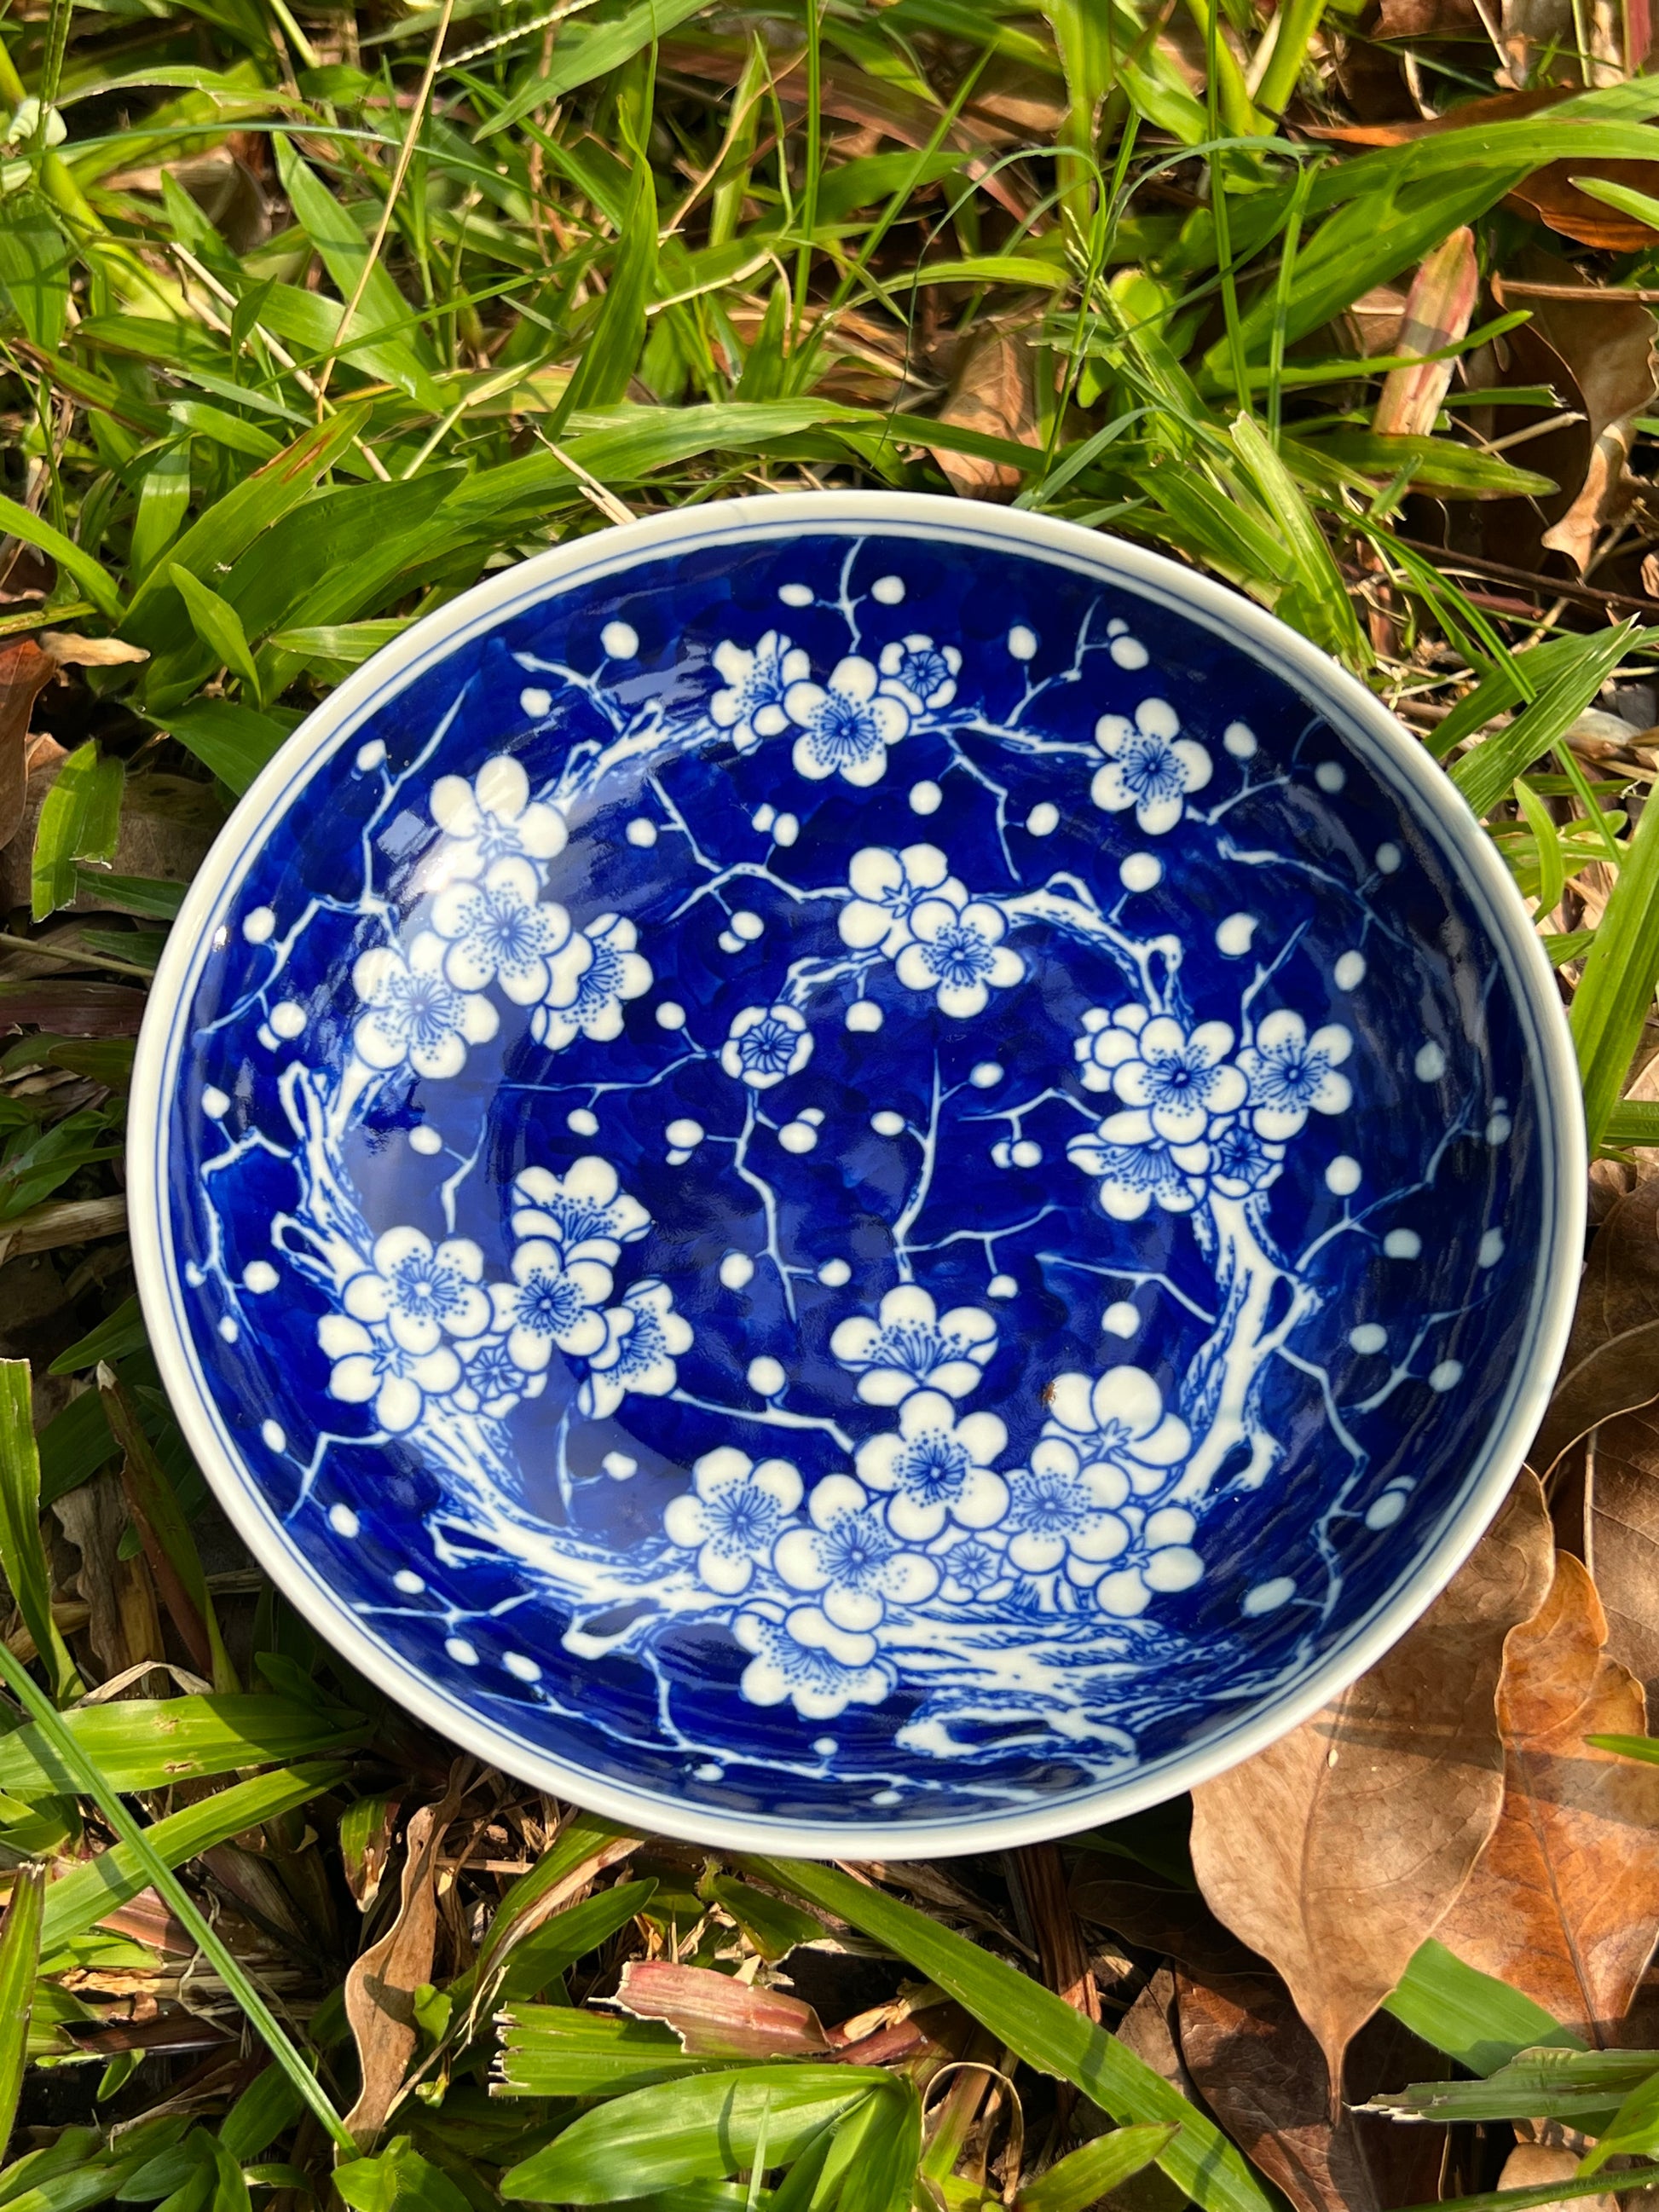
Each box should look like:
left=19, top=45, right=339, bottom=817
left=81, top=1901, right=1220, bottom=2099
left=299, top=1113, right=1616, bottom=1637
left=489, top=1239, right=612, bottom=1372
left=1108, top=1015, right=1246, bottom=1144
left=351, top=933, right=499, bottom=1082
left=838, top=844, right=964, bottom=959
left=532, top=914, right=652, bottom=1051
left=1075, top=1002, right=1149, bottom=1094
left=772, top=1473, right=939, bottom=1629
left=932, top=1530, right=1014, bottom=1605
left=664, top=1448, right=803, bottom=1596
left=709, top=632, right=811, bottom=752
left=1207, top=1117, right=1286, bottom=1198
left=579, top=1279, right=692, bottom=1418
left=856, top=1390, right=1009, bottom=1541
left=877, top=633, right=960, bottom=713
left=510, top=1157, right=650, bottom=1266
left=428, top=754, right=567, bottom=885
left=318, top=1313, right=459, bottom=1435
left=830, top=1285, right=997, bottom=1406
left=1068, top=1112, right=1206, bottom=1221
left=341, top=1227, right=489, bottom=1354
left=1092, top=699, right=1212, bottom=835
left=733, top=1604, right=893, bottom=1719
left=784, top=655, right=910, bottom=786
left=1042, top=1367, right=1191, bottom=1499
left=431, top=858, right=571, bottom=1006
left=1238, top=1011, right=1353, bottom=1139
left=454, top=1336, right=527, bottom=1419
left=721, top=1002, right=812, bottom=1089
left=893, top=887, right=1024, bottom=1020
left=1003, top=1444, right=1130, bottom=1588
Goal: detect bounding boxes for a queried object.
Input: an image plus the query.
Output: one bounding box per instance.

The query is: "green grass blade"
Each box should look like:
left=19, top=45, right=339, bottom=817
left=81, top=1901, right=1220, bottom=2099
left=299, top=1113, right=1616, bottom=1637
left=0, top=1866, right=45, bottom=2157
left=743, top=1859, right=1276, bottom=2212
left=1017, top=2125, right=1180, bottom=2212
left=0, top=1364, right=81, bottom=1704
left=1452, top=622, right=1640, bottom=820
left=31, top=742, right=124, bottom=922
left=0, top=1639, right=356, bottom=2152
left=1383, top=1938, right=1585, bottom=2074
left=1569, top=744, right=1659, bottom=1146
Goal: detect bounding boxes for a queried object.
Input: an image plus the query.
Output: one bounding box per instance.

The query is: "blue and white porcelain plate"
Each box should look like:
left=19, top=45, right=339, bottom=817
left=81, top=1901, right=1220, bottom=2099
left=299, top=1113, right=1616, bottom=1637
left=130, top=494, right=1582, bottom=1854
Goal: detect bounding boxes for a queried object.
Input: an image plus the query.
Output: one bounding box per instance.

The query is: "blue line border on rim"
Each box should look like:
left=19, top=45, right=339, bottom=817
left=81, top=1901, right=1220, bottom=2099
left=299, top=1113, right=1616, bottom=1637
left=128, top=491, right=1584, bottom=1858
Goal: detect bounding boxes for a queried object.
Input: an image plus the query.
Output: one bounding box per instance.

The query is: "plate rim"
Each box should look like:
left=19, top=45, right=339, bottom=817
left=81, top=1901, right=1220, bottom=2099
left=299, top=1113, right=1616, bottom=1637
left=128, top=488, right=1586, bottom=1857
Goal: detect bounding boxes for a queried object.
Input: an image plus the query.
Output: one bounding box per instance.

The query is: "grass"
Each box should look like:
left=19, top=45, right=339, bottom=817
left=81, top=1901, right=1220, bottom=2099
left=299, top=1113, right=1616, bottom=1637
left=3, top=0, right=1659, bottom=2204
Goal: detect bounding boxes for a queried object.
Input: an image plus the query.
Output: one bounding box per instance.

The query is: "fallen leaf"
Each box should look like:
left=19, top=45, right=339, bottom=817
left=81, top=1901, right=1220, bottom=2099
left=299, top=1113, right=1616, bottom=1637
left=1507, top=163, right=1659, bottom=249
left=1373, top=0, right=1481, bottom=36
left=0, top=642, right=58, bottom=852
left=1587, top=1409, right=1659, bottom=1701
left=1517, top=263, right=1659, bottom=574
left=36, top=633, right=148, bottom=668
left=929, top=331, right=1036, bottom=500
left=1189, top=1474, right=1554, bottom=2101
left=1174, top=1968, right=1448, bottom=2212
left=53, top=1467, right=162, bottom=1688
left=0, top=981, right=148, bottom=1038
left=1528, top=1315, right=1659, bottom=1477
left=1374, top=229, right=1479, bottom=440
left=344, top=1771, right=470, bottom=2146
left=612, top=1961, right=831, bottom=2059
left=1433, top=1552, right=1659, bottom=2038
left=1495, top=2139, right=1616, bottom=2212
left=1568, top=1179, right=1659, bottom=1365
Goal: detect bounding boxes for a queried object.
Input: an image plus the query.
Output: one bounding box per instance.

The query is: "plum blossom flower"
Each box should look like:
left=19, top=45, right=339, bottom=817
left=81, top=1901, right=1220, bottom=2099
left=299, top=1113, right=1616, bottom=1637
left=664, top=1447, right=802, bottom=1595
left=784, top=656, right=910, bottom=785
left=1003, top=1443, right=1132, bottom=1587
left=733, top=1604, right=893, bottom=1718
left=1068, top=1111, right=1206, bottom=1221
left=1091, top=700, right=1211, bottom=835
left=830, top=1285, right=997, bottom=1406
left=351, top=933, right=498, bottom=1082
left=1108, top=1015, right=1246, bottom=1144
left=856, top=1389, right=1009, bottom=1541
left=319, top=1313, right=459, bottom=1435
left=341, top=1227, right=489, bottom=1355
left=1075, top=1002, right=1149, bottom=1094
left=1206, top=1117, right=1286, bottom=1198
left=721, top=1002, right=812, bottom=1089
left=710, top=631, right=810, bottom=751
left=430, top=858, right=571, bottom=1005
left=427, top=754, right=567, bottom=885
left=579, top=1279, right=692, bottom=1418
left=532, top=914, right=652, bottom=1051
left=1237, top=1010, right=1353, bottom=1139
left=893, top=887, right=1024, bottom=1019
left=878, top=633, right=960, bottom=713
left=932, top=1530, right=1014, bottom=1604
left=773, top=1473, right=939, bottom=1629
left=454, top=1337, right=527, bottom=1419
left=838, top=844, right=965, bottom=959
left=1041, top=1366, right=1191, bottom=1499
left=510, top=1157, right=650, bottom=1266
left=488, top=1239, right=612, bottom=1372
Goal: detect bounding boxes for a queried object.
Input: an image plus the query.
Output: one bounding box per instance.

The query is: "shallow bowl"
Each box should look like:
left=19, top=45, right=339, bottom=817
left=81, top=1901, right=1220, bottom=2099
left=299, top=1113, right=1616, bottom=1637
left=130, top=493, right=1583, bottom=1855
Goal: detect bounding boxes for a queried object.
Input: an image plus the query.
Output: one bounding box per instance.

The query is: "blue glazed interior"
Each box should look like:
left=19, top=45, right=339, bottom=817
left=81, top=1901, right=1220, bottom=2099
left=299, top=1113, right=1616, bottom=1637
left=153, top=521, right=1546, bottom=1832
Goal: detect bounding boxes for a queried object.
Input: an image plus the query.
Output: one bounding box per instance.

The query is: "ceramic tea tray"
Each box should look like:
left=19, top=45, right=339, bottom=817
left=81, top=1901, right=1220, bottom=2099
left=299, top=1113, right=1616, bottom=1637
left=129, top=493, right=1583, bottom=1854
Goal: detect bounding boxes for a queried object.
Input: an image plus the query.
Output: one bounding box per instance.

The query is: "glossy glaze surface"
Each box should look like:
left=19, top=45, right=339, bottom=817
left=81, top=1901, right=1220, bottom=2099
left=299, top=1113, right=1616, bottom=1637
left=130, top=498, right=1578, bottom=1850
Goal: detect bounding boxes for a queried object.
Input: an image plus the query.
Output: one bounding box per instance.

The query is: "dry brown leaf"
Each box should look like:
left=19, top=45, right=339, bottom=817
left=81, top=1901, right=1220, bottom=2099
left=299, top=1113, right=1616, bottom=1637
left=0, top=982, right=148, bottom=1038
left=1517, top=268, right=1659, bottom=574
left=1373, top=229, right=1478, bottom=440
left=1529, top=1316, right=1659, bottom=1477
left=54, top=1468, right=161, bottom=1688
left=1496, top=2140, right=1617, bottom=2212
left=1569, top=1180, right=1659, bottom=1364
left=1587, top=1410, right=1659, bottom=1702
left=1373, top=0, right=1482, bottom=37
left=1189, top=1474, right=1554, bottom=2099
left=344, top=1773, right=470, bottom=2146
left=1174, top=1968, right=1448, bottom=2212
left=36, top=633, right=148, bottom=668
left=613, top=1961, right=830, bottom=2058
left=1434, top=1552, right=1659, bottom=2038
left=929, top=332, right=1035, bottom=500
left=0, top=641, right=59, bottom=853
